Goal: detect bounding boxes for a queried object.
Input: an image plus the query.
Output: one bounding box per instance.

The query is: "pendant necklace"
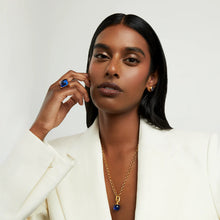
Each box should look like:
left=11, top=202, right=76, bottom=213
left=102, top=146, right=138, bottom=211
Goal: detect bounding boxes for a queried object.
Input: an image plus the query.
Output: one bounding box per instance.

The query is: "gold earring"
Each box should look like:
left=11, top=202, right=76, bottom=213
left=149, top=86, right=154, bottom=92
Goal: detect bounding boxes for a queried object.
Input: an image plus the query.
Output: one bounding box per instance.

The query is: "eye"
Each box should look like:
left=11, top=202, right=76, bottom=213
left=94, top=53, right=109, bottom=60
left=124, top=57, right=140, bottom=66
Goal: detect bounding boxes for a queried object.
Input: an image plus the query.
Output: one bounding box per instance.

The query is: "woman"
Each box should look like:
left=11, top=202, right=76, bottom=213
left=0, top=13, right=219, bottom=220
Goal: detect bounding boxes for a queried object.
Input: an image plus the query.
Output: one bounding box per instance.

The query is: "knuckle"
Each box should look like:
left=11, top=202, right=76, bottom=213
left=67, top=69, right=74, bottom=74
left=71, top=81, right=80, bottom=88
left=49, top=84, right=55, bottom=90
left=69, top=70, right=76, bottom=75
left=70, top=87, right=77, bottom=94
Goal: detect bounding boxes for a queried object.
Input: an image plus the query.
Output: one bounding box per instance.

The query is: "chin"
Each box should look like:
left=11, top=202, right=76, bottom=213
left=93, top=99, right=138, bottom=116
left=90, top=91, right=120, bottom=113
left=94, top=101, right=122, bottom=115
left=91, top=90, right=140, bottom=115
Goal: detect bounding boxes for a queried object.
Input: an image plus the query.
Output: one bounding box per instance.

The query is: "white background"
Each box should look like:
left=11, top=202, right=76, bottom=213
left=0, top=0, right=220, bottom=160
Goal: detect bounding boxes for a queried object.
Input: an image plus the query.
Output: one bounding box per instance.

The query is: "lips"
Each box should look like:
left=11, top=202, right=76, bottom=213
left=98, top=82, right=123, bottom=91
left=97, top=82, right=122, bottom=97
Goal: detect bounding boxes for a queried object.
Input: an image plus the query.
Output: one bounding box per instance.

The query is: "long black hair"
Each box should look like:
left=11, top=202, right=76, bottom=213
left=85, top=13, right=172, bottom=130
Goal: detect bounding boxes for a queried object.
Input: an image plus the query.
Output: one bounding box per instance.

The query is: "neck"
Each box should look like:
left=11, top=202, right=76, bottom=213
left=98, top=111, right=140, bottom=155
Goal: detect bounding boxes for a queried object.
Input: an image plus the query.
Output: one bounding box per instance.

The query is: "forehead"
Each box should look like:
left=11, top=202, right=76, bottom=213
left=95, top=24, right=149, bottom=52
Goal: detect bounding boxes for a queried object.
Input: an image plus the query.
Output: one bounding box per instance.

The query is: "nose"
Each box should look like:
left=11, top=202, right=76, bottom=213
left=105, top=57, right=120, bottom=79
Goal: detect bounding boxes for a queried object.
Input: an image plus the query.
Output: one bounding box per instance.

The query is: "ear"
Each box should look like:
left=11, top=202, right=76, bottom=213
left=145, top=71, right=158, bottom=92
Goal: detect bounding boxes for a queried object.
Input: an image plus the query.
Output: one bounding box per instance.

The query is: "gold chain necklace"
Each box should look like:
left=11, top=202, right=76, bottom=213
left=102, top=147, right=138, bottom=211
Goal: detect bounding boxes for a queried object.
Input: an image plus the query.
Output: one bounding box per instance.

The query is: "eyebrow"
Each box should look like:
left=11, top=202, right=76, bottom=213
left=93, top=43, right=145, bottom=57
left=93, top=43, right=110, bottom=50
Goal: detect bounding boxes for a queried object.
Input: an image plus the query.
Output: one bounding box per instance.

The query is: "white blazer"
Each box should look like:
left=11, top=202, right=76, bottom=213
left=0, top=118, right=220, bottom=220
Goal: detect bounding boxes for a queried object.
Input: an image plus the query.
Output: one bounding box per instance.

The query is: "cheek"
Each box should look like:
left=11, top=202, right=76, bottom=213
left=88, top=61, right=103, bottom=84
left=88, top=61, right=96, bottom=77
left=88, top=58, right=96, bottom=71
left=123, top=67, right=148, bottom=91
left=88, top=63, right=97, bottom=89
left=88, top=62, right=101, bottom=101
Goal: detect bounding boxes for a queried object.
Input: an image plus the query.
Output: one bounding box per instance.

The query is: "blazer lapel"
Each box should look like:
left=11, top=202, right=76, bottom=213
left=135, top=119, right=164, bottom=219
left=135, top=119, right=192, bottom=219
left=58, top=119, right=112, bottom=220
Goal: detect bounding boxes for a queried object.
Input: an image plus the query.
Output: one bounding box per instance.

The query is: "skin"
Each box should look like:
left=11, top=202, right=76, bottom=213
left=30, top=24, right=158, bottom=220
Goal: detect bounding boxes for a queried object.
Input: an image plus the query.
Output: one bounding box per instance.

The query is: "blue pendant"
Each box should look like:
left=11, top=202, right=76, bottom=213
left=113, top=204, right=120, bottom=211
left=113, top=195, right=121, bottom=211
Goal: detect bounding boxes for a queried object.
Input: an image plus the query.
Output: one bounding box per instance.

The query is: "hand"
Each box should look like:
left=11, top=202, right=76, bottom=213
left=30, top=70, right=90, bottom=140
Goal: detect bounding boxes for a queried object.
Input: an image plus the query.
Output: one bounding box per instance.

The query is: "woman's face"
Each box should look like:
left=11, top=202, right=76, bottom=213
left=88, top=24, right=157, bottom=115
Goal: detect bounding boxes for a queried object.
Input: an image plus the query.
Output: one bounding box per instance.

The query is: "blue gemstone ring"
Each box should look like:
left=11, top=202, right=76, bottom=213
left=60, top=79, right=69, bottom=88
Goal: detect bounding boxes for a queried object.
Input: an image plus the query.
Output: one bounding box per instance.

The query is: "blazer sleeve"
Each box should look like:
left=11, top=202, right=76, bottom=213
left=208, top=133, right=220, bottom=219
left=0, top=131, right=74, bottom=220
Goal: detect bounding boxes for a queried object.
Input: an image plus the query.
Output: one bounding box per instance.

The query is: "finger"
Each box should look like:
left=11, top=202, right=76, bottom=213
left=69, top=91, right=84, bottom=105
left=62, top=96, right=77, bottom=112
left=58, top=70, right=90, bottom=87
left=54, top=86, right=89, bottom=104
left=69, top=74, right=90, bottom=88
left=50, top=70, right=90, bottom=89
left=49, top=78, right=90, bottom=104
left=56, top=80, right=90, bottom=102
left=68, top=81, right=90, bottom=102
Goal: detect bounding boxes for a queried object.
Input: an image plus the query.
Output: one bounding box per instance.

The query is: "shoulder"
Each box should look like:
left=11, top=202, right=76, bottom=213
left=140, top=120, right=220, bottom=172
left=140, top=118, right=213, bottom=150
left=168, top=129, right=211, bottom=146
